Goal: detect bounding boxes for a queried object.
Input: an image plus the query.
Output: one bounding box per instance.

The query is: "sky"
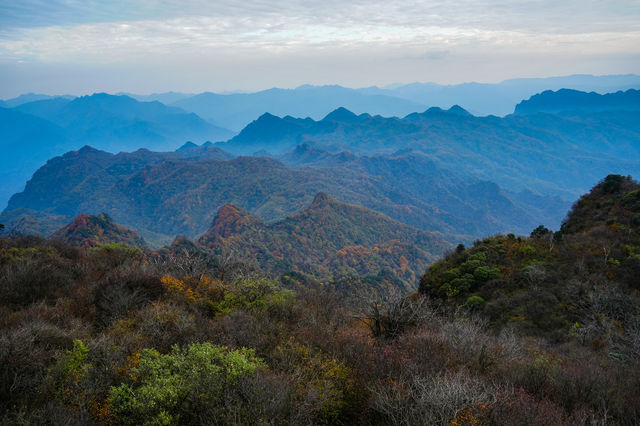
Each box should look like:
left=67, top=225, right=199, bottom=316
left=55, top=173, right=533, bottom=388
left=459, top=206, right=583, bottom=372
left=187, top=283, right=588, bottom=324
left=1, top=0, right=639, bottom=97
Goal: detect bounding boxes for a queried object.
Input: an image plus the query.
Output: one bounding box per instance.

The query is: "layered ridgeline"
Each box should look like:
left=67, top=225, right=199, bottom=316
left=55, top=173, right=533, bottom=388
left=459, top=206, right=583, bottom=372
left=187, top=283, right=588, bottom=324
left=420, top=175, right=640, bottom=350
left=1, top=144, right=564, bottom=245
left=3, top=87, right=637, bottom=243
left=197, top=193, right=450, bottom=289
left=217, top=92, right=640, bottom=200
left=167, top=74, right=640, bottom=129
left=170, top=85, right=426, bottom=132
left=50, top=213, right=147, bottom=249
left=12, top=93, right=234, bottom=149
left=0, top=93, right=234, bottom=209
left=359, top=74, right=640, bottom=117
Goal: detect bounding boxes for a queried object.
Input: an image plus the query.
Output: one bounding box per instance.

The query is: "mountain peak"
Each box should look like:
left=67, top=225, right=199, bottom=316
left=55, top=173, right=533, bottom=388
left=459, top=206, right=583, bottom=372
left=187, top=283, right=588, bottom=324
left=208, top=204, right=264, bottom=238
left=447, top=105, right=472, bottom=116
left=193, top=190, right=450, bottom=289
left=310, top=192, right=332, bottom=208
left=425, top=106, right=445, bottom=114
left=177, top=141, right=198, bottom=151
left=77, top=145, right=101, bottom=154
left=323, top=107, right=358, bottom=122
left=421, top=105, right=471, bottom=117
left=561, top=174, right=639, bottom=234
left=256, top=112, right=279, bottom=121
left=50, top=213, right=146, bottom=248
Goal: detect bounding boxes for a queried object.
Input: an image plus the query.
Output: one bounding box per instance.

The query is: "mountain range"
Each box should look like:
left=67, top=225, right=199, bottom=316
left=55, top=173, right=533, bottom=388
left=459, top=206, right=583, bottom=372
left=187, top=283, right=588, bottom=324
left=364, top=74, right=640, bottom=116
left=1, top=143, right=557, bottom=247
left=13, top=93, right=234, bottom=149
left=6, top=74, right=637, bottom=132
left=170, top=85, right=426, bottom=132
left=3, top=87, right=639, bottom=248
left=217, top=93, right=640, bottom=200
left=1, top=84, right=639, bottom=256
left=3, top=76, right=638, bottom=211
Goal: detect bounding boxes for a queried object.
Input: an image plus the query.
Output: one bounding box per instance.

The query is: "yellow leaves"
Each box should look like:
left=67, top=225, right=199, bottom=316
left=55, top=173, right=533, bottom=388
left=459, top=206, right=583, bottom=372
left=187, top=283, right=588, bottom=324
left=399, top=255, right=409, bottom=273
left=450, top=403, right=488, bottom=425
left=90, top=399, right=114, bottom=426
left=160, top=274, right=225, bottom=305
left=161, top=275, right=198, bottom=301
left=116, top=349, right=141, bottom=380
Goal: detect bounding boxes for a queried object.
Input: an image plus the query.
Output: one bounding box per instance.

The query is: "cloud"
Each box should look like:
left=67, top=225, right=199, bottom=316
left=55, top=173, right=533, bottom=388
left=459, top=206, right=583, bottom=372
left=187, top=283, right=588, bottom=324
left=0, top=0, right=638, bottom=95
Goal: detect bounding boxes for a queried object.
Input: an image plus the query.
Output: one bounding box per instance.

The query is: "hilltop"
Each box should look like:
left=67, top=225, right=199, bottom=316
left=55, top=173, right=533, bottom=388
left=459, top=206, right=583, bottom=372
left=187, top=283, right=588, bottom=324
left=50, top=213, right=147, bottom=249
left=420, top=174, right=640, bottom=344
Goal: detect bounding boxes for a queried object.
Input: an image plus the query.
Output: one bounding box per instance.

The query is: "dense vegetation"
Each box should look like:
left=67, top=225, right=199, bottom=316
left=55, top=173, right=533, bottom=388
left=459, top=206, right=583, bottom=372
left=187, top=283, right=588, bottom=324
left=2, top=175, right=640, bottom=425
left=421, top=174, right=640, bottom=349
left=40, top=195, right=449, bottom=291
left=197, top=193, right=449, bottom=290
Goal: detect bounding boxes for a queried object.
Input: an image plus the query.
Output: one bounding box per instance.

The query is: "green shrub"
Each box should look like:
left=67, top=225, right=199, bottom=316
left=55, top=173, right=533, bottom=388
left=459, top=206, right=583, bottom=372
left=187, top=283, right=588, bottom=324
left=64, top=339, right=90, bottom=381
left=519, top=245, right=536, bottom=256
left=443, top=274, right=474, bottom=297
left=464, top=296, right=486, bottom=309
left=460, top=259, right=483, bottom=274
left=442, top=267, right=461, bottom=282
left=217, top=277, right=294, bottom=315
left=473, top=266, right=501, bottom=283
left=601, top=174, right=625, bottom=193
left=108, top=342, right=264, bottom=425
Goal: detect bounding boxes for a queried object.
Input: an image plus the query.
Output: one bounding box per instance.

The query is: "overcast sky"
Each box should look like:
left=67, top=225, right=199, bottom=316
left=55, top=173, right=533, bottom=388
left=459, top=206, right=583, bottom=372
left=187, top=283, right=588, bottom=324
left=1, top=0, right=639, bottom=97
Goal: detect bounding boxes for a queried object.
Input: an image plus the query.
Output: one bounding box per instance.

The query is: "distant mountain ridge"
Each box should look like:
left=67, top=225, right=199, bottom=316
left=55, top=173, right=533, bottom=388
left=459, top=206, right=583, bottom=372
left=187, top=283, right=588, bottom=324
left=216, top=102, right=640, bottom=200
left=2, top=80, right=638, bottom=243
left=1, top=93, right=75, bottom=108
left=170, top=85, right=426, bottom=131
left=363, top=74, right=640, bottom=116
left=515, top=89, right=640, bottom=114
left=14, top=93, right=234, bottom=150
left=165, top=74, right=640, bottom=129
left=0, top=107, right=68, bottom=210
